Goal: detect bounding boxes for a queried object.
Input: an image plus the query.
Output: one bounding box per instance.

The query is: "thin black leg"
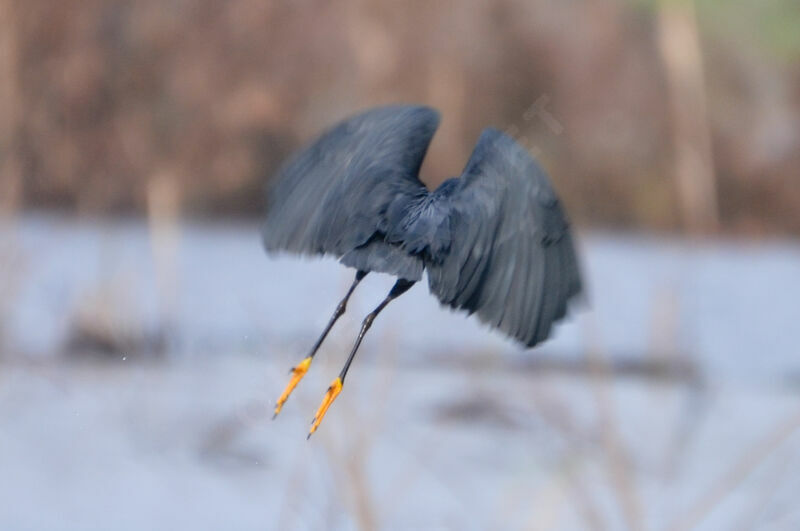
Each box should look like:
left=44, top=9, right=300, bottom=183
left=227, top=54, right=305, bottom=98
left=339, top=278, right=415, bottom=383
left=307, top=277, right=416, bottom=437
left=307, top=270, right=367, bottom=360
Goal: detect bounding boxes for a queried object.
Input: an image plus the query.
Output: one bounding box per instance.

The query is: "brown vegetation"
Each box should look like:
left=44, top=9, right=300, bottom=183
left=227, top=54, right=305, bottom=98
left=0, top=0, right=798, bottom=234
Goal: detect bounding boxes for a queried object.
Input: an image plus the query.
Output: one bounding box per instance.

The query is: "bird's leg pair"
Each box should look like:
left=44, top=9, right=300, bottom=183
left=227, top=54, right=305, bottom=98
left=272, top=270, right=367, bottom=418
left=273, top=270, right=415, bottom=437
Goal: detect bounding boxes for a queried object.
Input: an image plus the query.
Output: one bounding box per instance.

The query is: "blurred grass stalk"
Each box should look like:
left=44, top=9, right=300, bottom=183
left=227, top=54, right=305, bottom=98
left=0, top=0, right=21, bottom=356
left=0, top=0, right=22, bottom=216
left=586, top=321, right=646, bottom=531
left=147, top=171, right=181, bottom=351
left=666, top=408, right=800, bottom=531
left=657, top=0, right=719, bottom=234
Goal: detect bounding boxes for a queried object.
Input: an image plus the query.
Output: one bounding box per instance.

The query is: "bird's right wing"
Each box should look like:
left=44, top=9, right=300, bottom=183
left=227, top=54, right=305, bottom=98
left=427, top=129, right=582, bottom=347
left=262, top=105, right=440, bottom=259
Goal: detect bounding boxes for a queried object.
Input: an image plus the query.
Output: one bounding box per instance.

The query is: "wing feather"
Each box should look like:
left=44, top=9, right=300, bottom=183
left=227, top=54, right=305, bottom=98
left=427, top=128, right=582, bottom=347
left=262, top=105, right=440, bottom=274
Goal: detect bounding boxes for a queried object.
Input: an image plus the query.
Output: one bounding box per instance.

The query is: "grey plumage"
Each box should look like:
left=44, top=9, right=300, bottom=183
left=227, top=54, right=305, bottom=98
left=262, top=105, right=437, bottom=280
left=263, top=104, right=581, bottom=348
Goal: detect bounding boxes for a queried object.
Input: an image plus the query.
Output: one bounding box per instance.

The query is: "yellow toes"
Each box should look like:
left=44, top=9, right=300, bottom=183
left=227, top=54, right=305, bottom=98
left=308, top=377, right=343, bottom=438
left=273, top=359, right=344, bottom=438
left=273, top=357, right=312, bottom=418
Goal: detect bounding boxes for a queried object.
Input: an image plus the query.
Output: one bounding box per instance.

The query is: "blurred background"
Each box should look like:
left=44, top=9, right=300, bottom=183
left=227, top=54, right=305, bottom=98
left=1, top=0, right=799, bottom=529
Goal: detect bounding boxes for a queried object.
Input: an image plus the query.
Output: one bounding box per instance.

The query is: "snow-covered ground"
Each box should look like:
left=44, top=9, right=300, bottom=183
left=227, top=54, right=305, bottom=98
left=1, top=215, right=799, bottom=530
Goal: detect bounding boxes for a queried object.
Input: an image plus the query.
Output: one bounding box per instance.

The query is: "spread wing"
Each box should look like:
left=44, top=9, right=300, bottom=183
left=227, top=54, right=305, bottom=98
left=262, top=105, right=440, bottom=260
left=426, top=129, right=582, bottom=347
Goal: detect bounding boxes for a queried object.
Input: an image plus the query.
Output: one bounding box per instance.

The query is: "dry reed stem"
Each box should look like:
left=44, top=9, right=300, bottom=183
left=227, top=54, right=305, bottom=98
left=665, top=408, right=800, bottom=531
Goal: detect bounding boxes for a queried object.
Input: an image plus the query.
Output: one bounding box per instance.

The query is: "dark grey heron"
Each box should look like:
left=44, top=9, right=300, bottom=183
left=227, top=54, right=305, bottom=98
left=263, top=105, right=582, bottom=436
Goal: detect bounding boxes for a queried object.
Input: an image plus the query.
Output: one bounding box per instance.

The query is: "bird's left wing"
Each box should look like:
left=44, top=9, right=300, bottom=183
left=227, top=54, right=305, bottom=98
left=426, top=129, right=582, bottom=347
left=262, top=105, right=439, bottom=259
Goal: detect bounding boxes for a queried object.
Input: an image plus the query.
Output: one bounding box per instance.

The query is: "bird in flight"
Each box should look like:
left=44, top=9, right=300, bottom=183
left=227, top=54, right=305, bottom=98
left=263, top=105, right=582, bottom=437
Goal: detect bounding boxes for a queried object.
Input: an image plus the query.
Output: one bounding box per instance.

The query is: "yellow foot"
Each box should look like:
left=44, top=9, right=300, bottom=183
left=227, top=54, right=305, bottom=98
left=273, top=357, right=312, bottom=419
left=308, top=377, right=343, bottom=439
